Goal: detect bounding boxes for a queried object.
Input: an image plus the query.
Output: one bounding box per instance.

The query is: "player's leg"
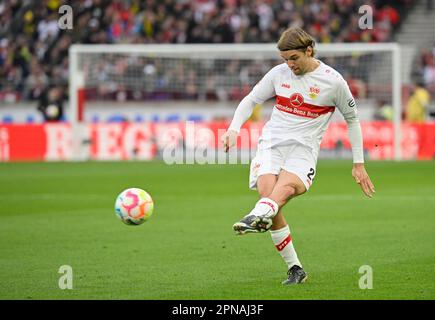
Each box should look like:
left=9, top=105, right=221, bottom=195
left=256, top=172, right=305, bottom=282
left=233, top=144, right=308, bottom=234
left=255, top=172, right=304, bottom=230
left=270, top=143, right=316, bottom=285
left=232, top=146, right=283, bottom=234
left=233, top=143, right=310, bottom=235
left=233, top=174, right=279, bottom=234
left=256, top=174, right=278, bottom=198
left=257, top=174, right=287, bottom=230
left=234, top=167, right=307, bottom=234
left=239, top=169, right=308, bottom=284
left=268, top=171, right=306, bottom=231
left=267, top=169, right=308, bottom=284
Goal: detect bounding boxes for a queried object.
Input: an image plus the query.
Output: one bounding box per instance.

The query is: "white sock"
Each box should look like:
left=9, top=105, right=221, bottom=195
left=270, top=225, right=302, bottom=269
left=248, top=198, right=279, bottom=218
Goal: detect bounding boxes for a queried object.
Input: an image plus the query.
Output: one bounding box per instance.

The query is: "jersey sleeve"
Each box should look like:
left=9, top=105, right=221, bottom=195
left=334, top=77, right=358, bottom=119
left=228, top=67, right=277, bottom=132
left=334, top=77, right=365, bottom=163
left=247, top=67, right=276, bottom=104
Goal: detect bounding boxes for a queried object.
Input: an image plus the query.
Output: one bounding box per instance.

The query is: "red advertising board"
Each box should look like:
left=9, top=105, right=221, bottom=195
left=0, top=122, right=434, bottom=161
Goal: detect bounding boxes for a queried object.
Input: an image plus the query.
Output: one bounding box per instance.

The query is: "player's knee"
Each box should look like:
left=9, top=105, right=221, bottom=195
left=257, top=183, right=274, bottom=197
left=282, top=184, right=297, bottom=199
left=259, top=189, right=273, bottom=198
left=257, top=175, right=277, bottom=198
left=273, top=184, right=297, bottom=204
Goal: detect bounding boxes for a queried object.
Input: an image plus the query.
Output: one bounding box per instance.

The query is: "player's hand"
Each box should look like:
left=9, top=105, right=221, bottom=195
left=221, top=130, right=238, bottom=153
left=352, top=163, right=375, bottom=198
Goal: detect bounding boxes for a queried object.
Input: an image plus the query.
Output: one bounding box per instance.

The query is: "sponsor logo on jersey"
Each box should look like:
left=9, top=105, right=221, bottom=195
left=275, top=95, right=335, bottom=119
left=289, top=93, right=304, bottom=107
left=281, top=83, right=291, bottom=89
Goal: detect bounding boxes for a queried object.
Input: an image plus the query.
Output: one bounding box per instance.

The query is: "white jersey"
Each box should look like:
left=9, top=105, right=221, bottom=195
left=229, top=60, right=364, bottom=163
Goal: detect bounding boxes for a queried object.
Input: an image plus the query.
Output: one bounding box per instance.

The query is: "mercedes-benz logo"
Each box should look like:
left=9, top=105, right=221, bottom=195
left=289, top=93, right=304, bottom=107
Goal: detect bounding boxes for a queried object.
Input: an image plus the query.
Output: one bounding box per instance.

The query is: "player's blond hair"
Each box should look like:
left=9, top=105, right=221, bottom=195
left=277, top=27, right=316, bottom=57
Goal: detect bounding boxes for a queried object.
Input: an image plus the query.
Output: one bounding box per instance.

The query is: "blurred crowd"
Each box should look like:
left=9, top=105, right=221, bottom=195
left=412, top=45, right=435, bottom=93
left=0, top=0, right=413, bottom=104
left=81, top=53, right=374, bottom=104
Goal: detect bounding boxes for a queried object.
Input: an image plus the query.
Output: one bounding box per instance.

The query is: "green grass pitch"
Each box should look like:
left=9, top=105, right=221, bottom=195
left=0, top=160, right=434, bottom=300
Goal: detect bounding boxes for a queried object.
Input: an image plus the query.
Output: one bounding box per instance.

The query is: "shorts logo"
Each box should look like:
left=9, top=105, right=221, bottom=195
left=252, top=162, right=260, bottom=178
left=348, top=98, right=356, bottom=108
left=289, top=93, right=304, bottom=107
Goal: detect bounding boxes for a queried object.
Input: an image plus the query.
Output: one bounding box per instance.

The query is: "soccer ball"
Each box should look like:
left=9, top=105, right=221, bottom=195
left=114, top=188, right=154, bottom=225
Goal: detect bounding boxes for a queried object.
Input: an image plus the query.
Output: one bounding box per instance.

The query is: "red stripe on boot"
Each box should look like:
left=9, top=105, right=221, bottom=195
left=275, top=234, right=292, bottom=251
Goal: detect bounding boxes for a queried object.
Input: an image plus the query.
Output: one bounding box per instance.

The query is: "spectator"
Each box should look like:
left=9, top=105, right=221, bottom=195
left=374, top=100, right=393, bottom=121
left=406, top=82, right=431, bottom=123
left=37, top=13, right=59, bottom=42
left=37, top=86, right=65, bottom=122
left=423, top=57, right=435, bottom=90
left=0, top=0, right=413, bottom=103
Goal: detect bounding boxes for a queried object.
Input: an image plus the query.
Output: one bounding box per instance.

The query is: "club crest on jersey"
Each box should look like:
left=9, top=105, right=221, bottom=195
left=309, top=86, right=320, bottom=99
left=289, top=93, right=304, bottom=107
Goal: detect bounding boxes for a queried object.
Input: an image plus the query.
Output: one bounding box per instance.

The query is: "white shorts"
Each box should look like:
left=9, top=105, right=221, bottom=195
left=249, top=141, right=317, bottom=191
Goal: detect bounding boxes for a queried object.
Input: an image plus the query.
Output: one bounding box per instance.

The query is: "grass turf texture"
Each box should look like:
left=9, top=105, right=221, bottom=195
left=0, top=160, right=434, bottom=300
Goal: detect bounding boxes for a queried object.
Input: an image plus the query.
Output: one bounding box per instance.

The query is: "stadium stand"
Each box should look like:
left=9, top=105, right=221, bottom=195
left=412, top=46, right=435, bottom=92
left=0, top=0, right=414, bottom=105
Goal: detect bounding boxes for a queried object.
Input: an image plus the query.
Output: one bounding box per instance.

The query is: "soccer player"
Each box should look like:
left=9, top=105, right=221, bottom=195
left=221, top=27, right=375, bottom=285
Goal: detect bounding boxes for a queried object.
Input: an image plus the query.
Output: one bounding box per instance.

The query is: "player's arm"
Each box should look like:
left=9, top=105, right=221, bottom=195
left=222, top=69, right=276, bottom=152
left=221, top=95, right=257, bottom=152
left=335, top=78, right=375, bottom=198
